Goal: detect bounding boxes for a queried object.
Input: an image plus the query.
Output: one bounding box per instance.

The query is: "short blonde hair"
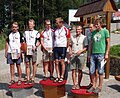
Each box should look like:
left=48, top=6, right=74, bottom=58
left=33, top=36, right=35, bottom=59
left=12, top=22, right=18, bottom=26
left=55, top=17, right=64, bottom=23
left=29, top=19, right=35, bottom=24
left=45, top=19, right=51, bottom=24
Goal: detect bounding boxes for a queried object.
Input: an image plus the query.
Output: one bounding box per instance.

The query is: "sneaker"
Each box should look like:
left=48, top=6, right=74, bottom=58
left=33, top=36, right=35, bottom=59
left=93, top=87, right=101, bottom=94
left=50, top=76, right=54, bottom=80
left=87, top=86, right=95, bottom=93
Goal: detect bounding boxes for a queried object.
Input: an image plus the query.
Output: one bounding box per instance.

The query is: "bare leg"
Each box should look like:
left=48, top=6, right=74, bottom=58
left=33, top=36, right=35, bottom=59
left=26, top=62, right=30, bottom=80
left=16, top=64, right=22, bottom=80
left=43, top=62, right=49, bottom=77
left=49, top=61, right=54, bottom=77
left=10, top=64, right=15, bottom=80
left=55, top=60, right=60, bottom=78
left=72, top=69, right=77, bottom=85
left=98, top=74, right=104, bottom=89
left=95, top=69, right=99, bottom=87
left=91, top=73, right=96, bottom=88
left=32, top=62, right=36, bottom=80
left=78, top=69, right=83, bottom=87
left=61, top=59, right=65, bottom=78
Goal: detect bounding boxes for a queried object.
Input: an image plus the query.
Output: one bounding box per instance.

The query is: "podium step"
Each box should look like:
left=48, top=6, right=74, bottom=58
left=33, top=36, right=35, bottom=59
left=71, top=86, right=98, bottom=98
left=9, top=81, right=34, bottom=98
left=40, top=79, right=66, bottom=98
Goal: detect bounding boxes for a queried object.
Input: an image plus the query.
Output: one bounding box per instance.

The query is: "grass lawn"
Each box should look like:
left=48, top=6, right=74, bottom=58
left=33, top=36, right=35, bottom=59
left=0, top=34, right=6, bottom=50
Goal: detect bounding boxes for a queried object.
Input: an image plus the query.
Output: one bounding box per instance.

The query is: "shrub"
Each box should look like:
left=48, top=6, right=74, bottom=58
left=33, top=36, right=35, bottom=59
left=110, top=44, right=120, bottom=57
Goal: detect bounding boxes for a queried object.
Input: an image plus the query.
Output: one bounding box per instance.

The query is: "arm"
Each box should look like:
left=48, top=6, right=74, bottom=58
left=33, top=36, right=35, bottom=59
left=66, top=29, right=71, bottom=48
left=5, top=41, right=8, bottom=58
left=40, top=38, right=47, bottom=52
left=76, top=46, right=87, bottom=56
left=105, top=37, right=110, bottom=59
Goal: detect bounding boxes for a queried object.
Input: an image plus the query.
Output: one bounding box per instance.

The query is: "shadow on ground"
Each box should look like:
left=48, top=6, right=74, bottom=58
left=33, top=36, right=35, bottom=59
left=108, top=84, right=120, bottom=92
left=34, top=83, right=43, bottom=97
left=0, top=83, right=12, bottom=97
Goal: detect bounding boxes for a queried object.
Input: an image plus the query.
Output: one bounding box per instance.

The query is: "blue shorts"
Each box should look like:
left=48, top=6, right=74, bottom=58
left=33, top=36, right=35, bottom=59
left=7, top=53, right=22, bottom=65
left=90, top=54, right=105, bottom=75
left=53, top=47, right=67, bottom=60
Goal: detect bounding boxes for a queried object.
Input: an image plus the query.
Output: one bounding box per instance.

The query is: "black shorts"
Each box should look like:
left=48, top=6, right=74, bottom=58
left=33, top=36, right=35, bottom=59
left=53, top=47, right=67, bottom=60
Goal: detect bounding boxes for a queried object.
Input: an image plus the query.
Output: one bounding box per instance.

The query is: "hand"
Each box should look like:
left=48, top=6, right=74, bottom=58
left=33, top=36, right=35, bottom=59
left=105, top=54, right=108, bottom=60
left=69, top=53, right=73, bottom=57
left=76, top=50, right=81, bottom=56
left=17, top=53, right=20, bottom=59
left=32, top=46, right=37, bottom=52
left=5, top=52, right=7, bottom=58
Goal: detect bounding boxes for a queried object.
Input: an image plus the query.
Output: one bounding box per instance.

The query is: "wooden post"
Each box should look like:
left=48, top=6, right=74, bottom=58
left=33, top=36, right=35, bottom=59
left=105, top=12, right=111, bottom=79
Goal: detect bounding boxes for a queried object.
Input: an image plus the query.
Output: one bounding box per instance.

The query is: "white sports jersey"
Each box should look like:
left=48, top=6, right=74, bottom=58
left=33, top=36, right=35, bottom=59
left=54, top=26, right=70, bottom=47
left=40, top=29, right=54, bottom=48
left=7, top=32, right=22, bottom=53
left=24, top=30, right=40, bottom=47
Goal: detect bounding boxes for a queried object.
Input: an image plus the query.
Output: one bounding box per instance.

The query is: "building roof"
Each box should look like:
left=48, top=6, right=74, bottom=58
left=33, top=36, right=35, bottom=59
left=75, top=0, right=118, bottom=17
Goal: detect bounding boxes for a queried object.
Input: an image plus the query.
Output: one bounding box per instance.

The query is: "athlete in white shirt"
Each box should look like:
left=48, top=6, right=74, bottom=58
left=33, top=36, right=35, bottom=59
left=24, top=19, right=40, bottom=84
left=53, top=17, right=71, bottom=82
left=40, top=19, right=54, bottom=81
left=5, top=22, right=23, bottom=85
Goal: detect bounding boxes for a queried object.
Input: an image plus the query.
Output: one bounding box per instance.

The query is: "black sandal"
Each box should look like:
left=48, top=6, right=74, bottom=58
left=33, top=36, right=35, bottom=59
left=17, top=80, right=22, bottom=85
left=8, top=80, right=15, bottom=85
left=24, top=80, right=30, bottom=85
left=58, top=77, right=63, bottom=83
left=53, top=77, right=59, bottom=82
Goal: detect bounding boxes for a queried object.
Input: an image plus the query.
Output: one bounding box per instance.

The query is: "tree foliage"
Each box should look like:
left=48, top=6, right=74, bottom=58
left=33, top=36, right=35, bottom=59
left=0, top=0, right=119, bottom=33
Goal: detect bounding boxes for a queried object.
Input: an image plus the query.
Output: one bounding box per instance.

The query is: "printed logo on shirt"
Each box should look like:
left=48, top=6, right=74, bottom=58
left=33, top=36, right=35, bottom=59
left=94, top=33, right=101, bottom=42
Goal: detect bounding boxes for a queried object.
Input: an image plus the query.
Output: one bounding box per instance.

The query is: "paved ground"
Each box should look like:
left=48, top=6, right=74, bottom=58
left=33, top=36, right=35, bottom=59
left=0, top=33, right=120, bottom=98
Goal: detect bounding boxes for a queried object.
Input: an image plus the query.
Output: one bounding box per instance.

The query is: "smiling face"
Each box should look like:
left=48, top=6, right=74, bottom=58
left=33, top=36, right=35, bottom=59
left=76, top=26, right=82, bottom=36
left=89, top=24, right=95, bottom=32
left=94, top=19, right=102, bottom=31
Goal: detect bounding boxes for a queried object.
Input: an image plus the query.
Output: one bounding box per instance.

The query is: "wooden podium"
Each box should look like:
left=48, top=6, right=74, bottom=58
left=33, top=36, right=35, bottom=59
left=71, top=86, right=98, bottom=98
left=9, top=81, right=34, bottom=98
left=40, top=79, right=66, bottom=98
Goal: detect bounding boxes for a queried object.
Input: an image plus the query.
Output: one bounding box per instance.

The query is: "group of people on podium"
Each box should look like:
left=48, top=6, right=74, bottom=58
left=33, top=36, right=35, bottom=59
left=5, top=17, right=110, bottom=94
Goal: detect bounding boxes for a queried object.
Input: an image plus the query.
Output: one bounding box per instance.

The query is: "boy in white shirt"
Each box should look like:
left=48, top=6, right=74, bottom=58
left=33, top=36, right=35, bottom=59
left=40, top=19, right=54, bottom=80
left=5, top=22, right=23, bottom=85
left=24, top=19, right=40, bottom=84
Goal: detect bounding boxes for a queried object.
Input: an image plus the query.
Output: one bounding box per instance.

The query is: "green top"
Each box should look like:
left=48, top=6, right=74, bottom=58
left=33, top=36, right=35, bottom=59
left=91, top=28, right=110, bottom=54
